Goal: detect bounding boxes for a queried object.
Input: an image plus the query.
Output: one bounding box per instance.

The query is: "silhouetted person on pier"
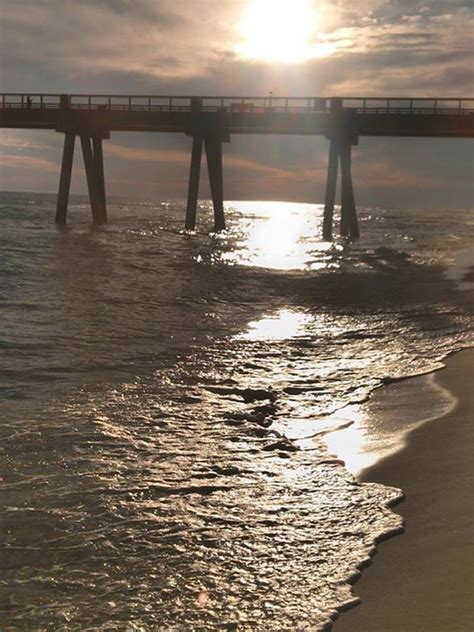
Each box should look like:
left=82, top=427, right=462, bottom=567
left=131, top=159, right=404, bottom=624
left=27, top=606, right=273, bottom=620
left=26, top=96, right=32, bottom=108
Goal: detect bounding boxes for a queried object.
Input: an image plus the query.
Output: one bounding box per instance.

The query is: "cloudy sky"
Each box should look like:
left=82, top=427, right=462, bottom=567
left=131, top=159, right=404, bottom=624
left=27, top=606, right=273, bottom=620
left=1, top=0, right=473, bottom=208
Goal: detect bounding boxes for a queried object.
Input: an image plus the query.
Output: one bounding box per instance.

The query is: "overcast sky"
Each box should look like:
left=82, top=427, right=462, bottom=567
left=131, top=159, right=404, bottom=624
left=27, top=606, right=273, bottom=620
left=0, top=0, right=473, bottom=208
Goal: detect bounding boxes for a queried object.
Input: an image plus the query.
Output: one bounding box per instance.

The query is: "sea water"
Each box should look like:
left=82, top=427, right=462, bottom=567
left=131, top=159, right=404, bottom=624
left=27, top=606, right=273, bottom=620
left=0, top=193, right=472, bottom=630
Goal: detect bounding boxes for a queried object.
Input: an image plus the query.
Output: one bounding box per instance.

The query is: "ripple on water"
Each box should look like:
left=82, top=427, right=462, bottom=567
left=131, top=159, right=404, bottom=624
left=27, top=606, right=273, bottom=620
left=1, top=372, right=406, bottom=631
left=1, top=198, right=472, bottom=629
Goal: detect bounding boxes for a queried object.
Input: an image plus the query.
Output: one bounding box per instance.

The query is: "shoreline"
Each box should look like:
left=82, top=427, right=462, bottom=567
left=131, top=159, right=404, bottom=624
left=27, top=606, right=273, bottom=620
left=334, top=347, right=474, bottom=631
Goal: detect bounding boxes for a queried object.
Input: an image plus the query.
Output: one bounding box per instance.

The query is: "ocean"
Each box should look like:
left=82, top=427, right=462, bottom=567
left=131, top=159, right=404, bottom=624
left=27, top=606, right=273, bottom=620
left=1, top=192, right=472, bottom=631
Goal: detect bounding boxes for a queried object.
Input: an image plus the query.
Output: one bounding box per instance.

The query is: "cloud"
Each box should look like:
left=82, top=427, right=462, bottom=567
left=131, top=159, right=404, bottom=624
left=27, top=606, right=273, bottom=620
left=0, top=130, right=50, bottom=151
left=355, top=157, right=440, bottom=189
left=105, top=143, right=189, bottom=164
left=2, top=0, right=471, bottom=91
left=0, top=153, right=58, bottom=173
left=1, top=1, right=472, bottom=207
left=1, top=0, right=240, bottom=81
left=104, top=140, right=298, bottom=180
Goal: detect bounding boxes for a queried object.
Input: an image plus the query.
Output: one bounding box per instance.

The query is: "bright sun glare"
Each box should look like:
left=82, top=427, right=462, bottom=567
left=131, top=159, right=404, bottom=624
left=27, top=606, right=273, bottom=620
left=237, top=0, right=320, bottom=63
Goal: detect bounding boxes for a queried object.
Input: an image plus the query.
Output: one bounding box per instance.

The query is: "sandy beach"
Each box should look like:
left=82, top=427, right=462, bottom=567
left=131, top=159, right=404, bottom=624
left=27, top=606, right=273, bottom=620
left=335, top=348, right=474, bottom=632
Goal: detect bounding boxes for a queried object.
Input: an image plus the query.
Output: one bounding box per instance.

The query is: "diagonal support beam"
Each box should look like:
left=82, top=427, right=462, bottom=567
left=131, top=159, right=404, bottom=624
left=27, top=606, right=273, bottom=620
left=55, top=133, right=75, bottom=224
left=339, top=143, right=359, bottom=239
left=185, top=135, right=203, bottom=230
left=322, top=138, right=339, bottom=240
left=205, top=136, right=225, bottom=232
left=92, top=137, right=107, bottom=223
left=81, top=136, right=106, bottom=225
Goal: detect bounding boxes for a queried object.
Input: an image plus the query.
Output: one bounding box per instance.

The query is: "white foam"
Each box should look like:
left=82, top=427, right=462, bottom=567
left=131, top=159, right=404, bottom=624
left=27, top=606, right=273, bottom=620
left=444, top=246, right=474, bottom=291
left=323, top=370, right=456, bottom=476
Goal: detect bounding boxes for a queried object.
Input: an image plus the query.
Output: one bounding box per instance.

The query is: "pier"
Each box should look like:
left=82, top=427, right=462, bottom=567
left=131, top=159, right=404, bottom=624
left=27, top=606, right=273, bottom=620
left=1, top=94, right=473, bottom=238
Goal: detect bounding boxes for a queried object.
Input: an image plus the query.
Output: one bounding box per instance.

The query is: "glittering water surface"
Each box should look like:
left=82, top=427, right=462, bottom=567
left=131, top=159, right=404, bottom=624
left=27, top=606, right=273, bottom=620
left=0, top=194, right=472, bottom=630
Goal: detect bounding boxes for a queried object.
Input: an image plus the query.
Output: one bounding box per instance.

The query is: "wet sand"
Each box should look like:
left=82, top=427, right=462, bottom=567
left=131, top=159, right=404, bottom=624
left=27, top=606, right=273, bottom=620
left=335, top=348, right=474, bottom=632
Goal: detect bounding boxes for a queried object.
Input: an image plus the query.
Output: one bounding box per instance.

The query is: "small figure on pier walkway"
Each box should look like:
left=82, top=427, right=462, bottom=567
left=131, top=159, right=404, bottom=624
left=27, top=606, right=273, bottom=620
left=26, top=96, right=32, bottom=108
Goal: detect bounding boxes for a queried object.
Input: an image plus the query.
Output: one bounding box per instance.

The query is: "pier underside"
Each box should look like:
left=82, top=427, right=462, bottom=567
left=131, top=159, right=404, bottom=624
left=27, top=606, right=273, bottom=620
left=2, top=94, right=473, bottom=236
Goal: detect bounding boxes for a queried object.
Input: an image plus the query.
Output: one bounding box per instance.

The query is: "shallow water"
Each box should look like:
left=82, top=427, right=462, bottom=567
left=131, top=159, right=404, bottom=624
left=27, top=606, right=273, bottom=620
left=0, top=193, right=472, bottom=630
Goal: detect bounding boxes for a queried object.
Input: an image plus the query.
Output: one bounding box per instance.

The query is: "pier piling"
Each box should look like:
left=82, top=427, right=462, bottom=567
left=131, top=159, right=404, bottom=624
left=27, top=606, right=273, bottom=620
left=322, top=139, right=339, bottom=240
left=55, top=133, right=75, bottom=224
left=185, top=136, right=203, bottom=230
left=322, top=100, right=359, bottom=240
left=92, top=137, right=107, bottom=223
left=339, top=143, right=359, bottom=238
left=81, top=136, right=107, bottom=225
left=205, top=136, right=225, bottom=232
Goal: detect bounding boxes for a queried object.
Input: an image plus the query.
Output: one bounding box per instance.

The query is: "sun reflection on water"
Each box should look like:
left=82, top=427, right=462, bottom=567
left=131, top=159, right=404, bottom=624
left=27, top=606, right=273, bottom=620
left=323, top=373, right=456, bottom=476
left=237, top=308, right=311, bottom=341
left=323, top=405, right=376, bottom=475
left=221, top=201, right=340, bottom=271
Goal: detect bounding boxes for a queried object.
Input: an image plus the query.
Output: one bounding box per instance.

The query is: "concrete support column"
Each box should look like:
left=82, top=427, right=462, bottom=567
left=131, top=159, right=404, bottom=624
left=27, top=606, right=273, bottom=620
left=92, top=137, right=107, bottom=223
left=55, top=133, right=75, bottom=224
left=322, top=99, right=359, bottom=240
left=205, top=136, right=225, bottom=231
left=185, top=135, right=203, bottom=230
left=81, top=136, right=106, bottom=225
left=339, top=143, right=359, bottom=238
left=322, top=139, right=339, bottom=240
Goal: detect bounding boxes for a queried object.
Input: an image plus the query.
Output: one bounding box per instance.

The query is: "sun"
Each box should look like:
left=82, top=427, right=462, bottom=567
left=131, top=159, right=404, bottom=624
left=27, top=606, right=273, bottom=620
left=236, top=0, right=319, bottom=63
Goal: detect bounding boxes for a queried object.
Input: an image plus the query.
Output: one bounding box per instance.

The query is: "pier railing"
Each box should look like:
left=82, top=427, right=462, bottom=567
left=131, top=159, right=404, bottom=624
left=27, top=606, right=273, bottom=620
left=2, top=94, right=474, bottom=114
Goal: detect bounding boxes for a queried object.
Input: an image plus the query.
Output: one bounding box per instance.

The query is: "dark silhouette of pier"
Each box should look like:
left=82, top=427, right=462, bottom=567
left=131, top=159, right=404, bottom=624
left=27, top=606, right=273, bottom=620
left=1, top=94, right=473, bottom=238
